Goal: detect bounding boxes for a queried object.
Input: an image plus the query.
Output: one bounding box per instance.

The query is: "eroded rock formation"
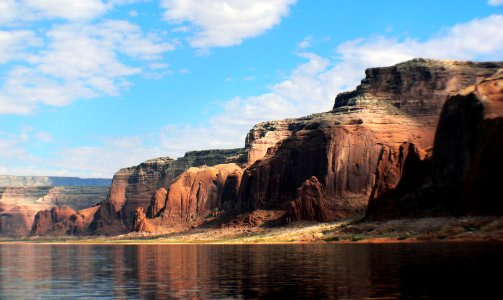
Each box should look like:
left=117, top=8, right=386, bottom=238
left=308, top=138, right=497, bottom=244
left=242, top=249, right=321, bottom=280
left=132, top=207, right=157, bottom=233
left=147, top=188, right=167, bottom=218
left=90, top=149, right=246, bottom=234
left=159, top=163, right=242, bottom=226
left=30, top=205, right=102, bottom=236
left=283, top=177, right=332, bottom=223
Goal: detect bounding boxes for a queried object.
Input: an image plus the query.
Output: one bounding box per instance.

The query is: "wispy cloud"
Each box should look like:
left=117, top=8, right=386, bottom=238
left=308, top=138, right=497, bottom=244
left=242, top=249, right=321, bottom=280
left=0, top=20, right=175, bottom=115
left=488, top=0, right=503, bottom=6
left=297, top=36, right=313, bottom=49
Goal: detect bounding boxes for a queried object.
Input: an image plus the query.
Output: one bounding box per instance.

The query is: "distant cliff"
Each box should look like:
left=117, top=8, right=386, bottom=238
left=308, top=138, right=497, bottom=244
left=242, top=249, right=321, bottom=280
left=0, top=176, right=111, bottom=187
left=0, top=177, right=110, bottom=236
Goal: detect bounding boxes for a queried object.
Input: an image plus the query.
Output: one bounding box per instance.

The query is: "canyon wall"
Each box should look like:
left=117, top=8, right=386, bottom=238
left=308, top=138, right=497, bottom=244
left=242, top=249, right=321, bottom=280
left=21, top=58, right=503, bottom=236
left=237, top=59, right=503, bottom=217
left=366, top=72, right=503, bottom=218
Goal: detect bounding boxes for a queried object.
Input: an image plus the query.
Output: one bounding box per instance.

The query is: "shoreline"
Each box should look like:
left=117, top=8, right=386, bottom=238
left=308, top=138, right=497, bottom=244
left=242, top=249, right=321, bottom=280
left=2, top=216, right=502, bottom=245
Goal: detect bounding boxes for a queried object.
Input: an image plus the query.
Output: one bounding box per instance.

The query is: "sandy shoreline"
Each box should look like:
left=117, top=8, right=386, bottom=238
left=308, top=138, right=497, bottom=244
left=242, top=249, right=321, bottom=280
left=2, top=216, right=502, bottom=245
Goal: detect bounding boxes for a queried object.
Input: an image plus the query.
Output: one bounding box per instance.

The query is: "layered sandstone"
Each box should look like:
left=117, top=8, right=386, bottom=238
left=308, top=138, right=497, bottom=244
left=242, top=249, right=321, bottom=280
left=366, top=72, right=503, bottom=218
left=238, top=59, right=503, bottom=218
left=91, top=149, right=246, bottom=234
left=245, top=119, right=302, bottom=164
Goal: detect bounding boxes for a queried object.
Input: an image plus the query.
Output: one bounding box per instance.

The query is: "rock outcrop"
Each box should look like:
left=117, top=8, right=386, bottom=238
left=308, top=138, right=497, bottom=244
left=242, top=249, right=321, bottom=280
left=238, top=59, right=503, bottom=217
left=366, top=72, right=503, bottom=218
left=283, top=177, right=332, bottom=223
left=132, top=207, right=158, bottom=233
left=90, top=149, right=246, bottom=234
left=30, top=205, right=102, bottom=236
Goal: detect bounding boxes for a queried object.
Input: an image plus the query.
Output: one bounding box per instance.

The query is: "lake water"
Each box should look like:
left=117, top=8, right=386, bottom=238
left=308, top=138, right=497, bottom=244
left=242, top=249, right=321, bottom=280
left=0, top=243, right=501, bottom=299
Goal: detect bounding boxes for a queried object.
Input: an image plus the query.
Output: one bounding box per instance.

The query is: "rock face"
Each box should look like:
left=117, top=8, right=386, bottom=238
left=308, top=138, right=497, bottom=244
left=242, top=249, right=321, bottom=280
left=90, top=149, right=246, bottom=234
left=283, top=177, right=332, bottom=223
left=132, top=163, right=243, bottom=232
left=159, top=163, right=242, bottom=226
left=366, top=72, right=503, bottom=218
left=238, top=59, right=503, bottom=217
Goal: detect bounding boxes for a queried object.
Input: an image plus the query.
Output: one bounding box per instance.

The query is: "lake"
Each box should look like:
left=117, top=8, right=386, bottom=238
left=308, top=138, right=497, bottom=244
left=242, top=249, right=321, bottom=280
left=0, top=243, right=501, bottom=299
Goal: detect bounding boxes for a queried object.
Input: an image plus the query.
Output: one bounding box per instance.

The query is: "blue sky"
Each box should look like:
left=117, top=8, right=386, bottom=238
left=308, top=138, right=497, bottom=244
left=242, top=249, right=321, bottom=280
left=1, top=0, right=502, bottom=178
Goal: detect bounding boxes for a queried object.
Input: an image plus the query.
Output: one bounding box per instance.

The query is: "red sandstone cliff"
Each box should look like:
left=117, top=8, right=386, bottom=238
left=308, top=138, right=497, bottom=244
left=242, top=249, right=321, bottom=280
left=25, top=59, right=503, bottom=235
left=238, top=59, right=502, bottom=218
left=366, top=71, right=503, bottom=218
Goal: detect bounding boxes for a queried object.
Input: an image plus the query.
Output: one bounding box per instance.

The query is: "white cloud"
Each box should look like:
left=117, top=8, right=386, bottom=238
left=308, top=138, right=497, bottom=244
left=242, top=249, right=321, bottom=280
left=0, top=0, right=147, bottom=24
left=23, top=0, right=108, bottom=21
left=337, top=15, right=503, bottom=67
left=0, top=20, right=175, bottom=114
left=0, top=0, right=17, bottom=24
left=35, top=131, right=52, bottom=143
left=489, top=0, right=503, bottom=6
left=161, top=0, right=297, bottom=48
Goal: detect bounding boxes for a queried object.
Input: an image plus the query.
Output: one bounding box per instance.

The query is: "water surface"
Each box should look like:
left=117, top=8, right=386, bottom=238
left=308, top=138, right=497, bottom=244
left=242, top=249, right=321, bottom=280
left=0, top=243, right=501, bottom=299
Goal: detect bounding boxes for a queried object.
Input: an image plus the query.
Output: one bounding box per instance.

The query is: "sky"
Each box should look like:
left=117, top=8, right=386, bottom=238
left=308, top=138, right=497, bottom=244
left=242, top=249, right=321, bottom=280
left=0, top=0, right=502, bottom=178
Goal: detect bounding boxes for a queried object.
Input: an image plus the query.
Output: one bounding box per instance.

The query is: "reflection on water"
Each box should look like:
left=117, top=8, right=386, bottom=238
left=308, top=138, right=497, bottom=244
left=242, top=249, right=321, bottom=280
left=0, top=243, right=502, bottom=299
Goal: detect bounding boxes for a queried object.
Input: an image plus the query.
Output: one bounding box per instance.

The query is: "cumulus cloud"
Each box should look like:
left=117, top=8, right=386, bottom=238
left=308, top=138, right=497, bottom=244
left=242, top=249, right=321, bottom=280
left=0, top=20, right=175, bottom=114
left=161, top=0, right=297, bottom=48
left=0, top=30, right=41, bottom=63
